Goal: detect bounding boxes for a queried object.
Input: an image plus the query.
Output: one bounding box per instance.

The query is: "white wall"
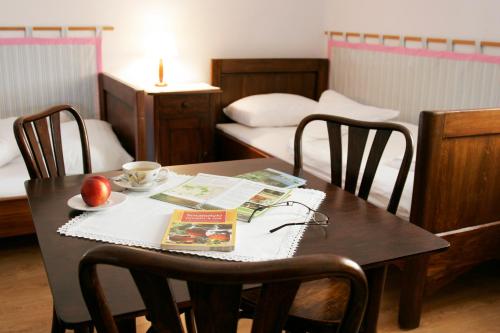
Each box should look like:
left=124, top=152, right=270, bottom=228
left=325, top=0, right=500, bottom=41
left=1, top=0, right=326, bottom=84
left=3, top=0, right=498, bottom=85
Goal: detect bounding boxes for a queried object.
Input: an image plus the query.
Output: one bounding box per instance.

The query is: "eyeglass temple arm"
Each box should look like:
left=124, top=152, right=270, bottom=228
left=269, top=222, right=308, bottom=233
left=248, top=201, right=296, bottom=222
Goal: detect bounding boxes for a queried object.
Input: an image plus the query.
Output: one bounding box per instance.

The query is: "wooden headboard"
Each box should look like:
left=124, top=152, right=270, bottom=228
left=211, top=59, right=329, bottom=123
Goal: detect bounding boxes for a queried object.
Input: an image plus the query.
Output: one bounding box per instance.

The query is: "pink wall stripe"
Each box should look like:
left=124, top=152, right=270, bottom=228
left=328, top=40, right=500, bottom=65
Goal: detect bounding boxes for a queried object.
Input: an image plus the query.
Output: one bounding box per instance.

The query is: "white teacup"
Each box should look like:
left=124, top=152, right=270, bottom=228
left=122, top=161, right=166, bottom=187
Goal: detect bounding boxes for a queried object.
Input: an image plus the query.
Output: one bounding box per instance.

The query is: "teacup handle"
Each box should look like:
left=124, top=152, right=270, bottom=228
left=157, top=167, right=170, bottom=181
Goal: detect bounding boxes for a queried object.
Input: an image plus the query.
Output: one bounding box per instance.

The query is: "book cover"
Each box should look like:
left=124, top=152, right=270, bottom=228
left=161, top=209, right=237, bottom=252
left=236, top=168, right=306, bottom=189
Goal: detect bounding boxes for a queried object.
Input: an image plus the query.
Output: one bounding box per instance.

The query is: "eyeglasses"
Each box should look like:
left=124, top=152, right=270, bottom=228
left=247, top=201, right=329, bottom=233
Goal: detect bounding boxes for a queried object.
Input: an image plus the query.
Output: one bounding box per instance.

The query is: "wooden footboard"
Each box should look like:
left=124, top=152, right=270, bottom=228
left=412, top=109, right=500, bottom=232
left=398, top=108, right=500, bottom=329
left=411, top=108, right=500, bottom=290
left=0, top=196, right=33, bottom=237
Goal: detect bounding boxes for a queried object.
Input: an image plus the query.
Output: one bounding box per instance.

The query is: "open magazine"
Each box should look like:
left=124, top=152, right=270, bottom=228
left=151, top=173, right=289, bottom=221
left=236, top=168, right=306, bottom=189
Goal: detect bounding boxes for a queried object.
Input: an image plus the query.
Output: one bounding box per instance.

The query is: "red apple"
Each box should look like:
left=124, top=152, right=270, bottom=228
left=92, top=175, right=112, bottom=193
left=81, top=176, right=111, bottom=207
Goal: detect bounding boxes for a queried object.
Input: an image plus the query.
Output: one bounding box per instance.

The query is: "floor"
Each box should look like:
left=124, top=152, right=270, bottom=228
left=1, top=236, right=499, bottom=333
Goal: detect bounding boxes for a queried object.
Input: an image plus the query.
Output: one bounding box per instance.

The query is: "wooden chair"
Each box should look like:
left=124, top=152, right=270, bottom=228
left=294, top=114, right=413, bottom=214
left=242, top=114, right=413, bottom=332
left=13, top=105, right=92, bottom=332
left=79, top=245, right=368, bottom=333
left=13, top=104, right=91, bottom=180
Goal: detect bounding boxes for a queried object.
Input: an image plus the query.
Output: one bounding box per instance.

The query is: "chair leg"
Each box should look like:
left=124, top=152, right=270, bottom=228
left=398, top=254, right=430, bottom=329
left=362, top=265, right=388, bottom=333
left=73, top=324, right=93, bottom=333
left=51, top=306, right=65, bottom=333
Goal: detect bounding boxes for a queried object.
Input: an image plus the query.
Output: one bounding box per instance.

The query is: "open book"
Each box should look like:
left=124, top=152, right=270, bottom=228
left=151, top=173, right=289, bottom=221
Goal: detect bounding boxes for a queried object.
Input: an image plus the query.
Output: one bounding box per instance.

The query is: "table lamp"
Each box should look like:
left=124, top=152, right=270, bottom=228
left=153, top=37, right=178, bottom=87
left=156, top=58, right=167, bottom=87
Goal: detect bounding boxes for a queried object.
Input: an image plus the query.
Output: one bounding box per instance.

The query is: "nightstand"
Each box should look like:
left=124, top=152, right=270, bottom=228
left=149, top=84, right=222, bottom=165
left=99, top=74, right=221, bottom=165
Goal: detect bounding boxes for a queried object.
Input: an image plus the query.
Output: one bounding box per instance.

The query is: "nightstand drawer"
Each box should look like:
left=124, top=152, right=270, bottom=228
left=157, top=94, right=210, bottom=114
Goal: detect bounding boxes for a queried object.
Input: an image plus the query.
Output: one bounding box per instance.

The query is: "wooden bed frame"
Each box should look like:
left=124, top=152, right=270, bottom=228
left=399, top=108, right=500, bottom=327
left=211, top=58, right=500, bottom=328
left=211, top=58, right=329, bottom=160
left=0, top=73, right=146, bottom=238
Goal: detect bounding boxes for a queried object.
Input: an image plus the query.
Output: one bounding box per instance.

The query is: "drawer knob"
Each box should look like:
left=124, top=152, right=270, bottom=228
left=181, top=101, right=191, bottom=109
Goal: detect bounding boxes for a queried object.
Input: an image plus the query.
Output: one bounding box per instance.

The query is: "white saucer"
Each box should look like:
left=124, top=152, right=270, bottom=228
left=112, top=173, right=168, bottom=192
left=67, top=192, right=127, bottom=211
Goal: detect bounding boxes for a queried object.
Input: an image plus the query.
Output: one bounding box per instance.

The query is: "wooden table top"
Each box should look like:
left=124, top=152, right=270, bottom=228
left=25, top=158, right=448, bottom=326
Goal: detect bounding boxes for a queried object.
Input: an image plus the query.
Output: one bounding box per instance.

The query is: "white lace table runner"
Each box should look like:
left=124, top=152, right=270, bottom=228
left=58, top=173, right=326, bottom=262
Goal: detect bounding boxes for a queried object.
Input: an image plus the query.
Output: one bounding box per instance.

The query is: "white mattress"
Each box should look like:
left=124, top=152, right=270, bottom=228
left=216, top=122, right=418, bottom=220
left=0, top=156, right=30, bottom=197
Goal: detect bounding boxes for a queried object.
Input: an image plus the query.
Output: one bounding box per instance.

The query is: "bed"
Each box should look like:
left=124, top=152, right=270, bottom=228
left=213, top=58, right=417, bottom=218
left=0, top=30, right=146, bottom=238
left=211, top=43, right=500, bottom=326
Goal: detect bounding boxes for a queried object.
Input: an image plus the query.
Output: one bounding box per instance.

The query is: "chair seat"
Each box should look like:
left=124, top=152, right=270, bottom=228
left=241, top=277, right=351, bottom=325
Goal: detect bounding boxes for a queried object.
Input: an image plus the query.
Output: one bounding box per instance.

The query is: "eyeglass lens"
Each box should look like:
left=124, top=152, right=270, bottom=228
left=312, top=211, right=328, bottom=223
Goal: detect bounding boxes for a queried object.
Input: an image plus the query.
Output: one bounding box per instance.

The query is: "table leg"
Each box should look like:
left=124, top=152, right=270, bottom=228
left=398, top=254, right=430, bottom=329
left=52, top=306, right=94, bottom=333
left=116, top=317, right=136, bottom=333
left=74, top=323, right=93, bottom=333
left=363, top=265, right=388, bottom=333
left=51, top=306, right=65, bottom=333
left=184, top=308, right=196, bottom=333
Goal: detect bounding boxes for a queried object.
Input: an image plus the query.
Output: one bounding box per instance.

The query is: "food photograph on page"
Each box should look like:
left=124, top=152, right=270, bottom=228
left=161, top=209, right=237, bottom=252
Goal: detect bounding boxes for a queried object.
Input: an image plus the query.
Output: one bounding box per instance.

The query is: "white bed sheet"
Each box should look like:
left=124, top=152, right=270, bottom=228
left=0, top=119, right=134, bottom=199
left=216, top=122, right=418, bottom=220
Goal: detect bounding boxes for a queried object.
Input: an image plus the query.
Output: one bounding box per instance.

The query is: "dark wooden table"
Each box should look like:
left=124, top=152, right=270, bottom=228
left=26, top=158, right=448, bottom=332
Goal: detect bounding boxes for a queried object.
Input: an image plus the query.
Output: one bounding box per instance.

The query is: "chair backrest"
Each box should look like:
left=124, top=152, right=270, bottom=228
left=294, top=114, right=413, bottom=214
left=13, top=105, right=91, bottom=180
left=79, top=245, right=368, bottom=333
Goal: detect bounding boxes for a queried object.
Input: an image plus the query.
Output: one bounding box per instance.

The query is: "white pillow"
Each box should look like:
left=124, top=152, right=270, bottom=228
left=303, top=90, right=400, bottom=139
left=0, top=117, right=21, bottom=167
left=223, top=93, right=318, bottom=127
left=61, top=119, right=133, bottom=174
